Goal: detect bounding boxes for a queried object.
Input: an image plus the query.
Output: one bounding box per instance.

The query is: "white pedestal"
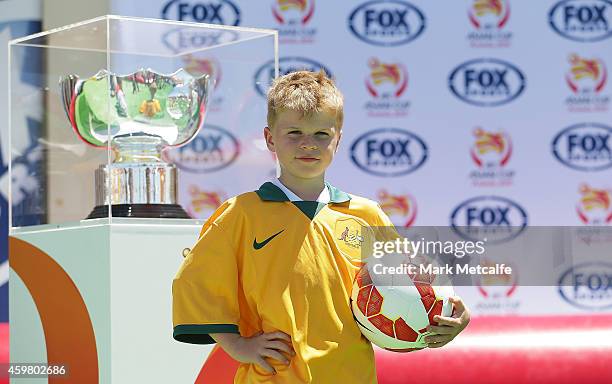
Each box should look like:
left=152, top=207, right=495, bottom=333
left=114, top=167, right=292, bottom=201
left=10, top=218, right=212, bottom=383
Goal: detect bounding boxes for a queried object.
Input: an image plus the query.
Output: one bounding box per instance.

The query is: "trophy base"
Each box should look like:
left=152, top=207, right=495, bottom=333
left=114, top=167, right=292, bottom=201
left=86, top=204, right=190, bottom=219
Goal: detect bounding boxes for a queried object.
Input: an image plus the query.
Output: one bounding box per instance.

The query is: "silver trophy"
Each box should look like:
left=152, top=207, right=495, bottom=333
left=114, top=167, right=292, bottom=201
left=60, top=68, right=210, bottom=219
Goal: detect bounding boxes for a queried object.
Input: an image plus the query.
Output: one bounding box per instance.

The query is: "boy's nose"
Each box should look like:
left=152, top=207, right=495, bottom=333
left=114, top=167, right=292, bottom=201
left=300, top=143, right=318, bottom=150
left=300, top=138, right=318, bottom=150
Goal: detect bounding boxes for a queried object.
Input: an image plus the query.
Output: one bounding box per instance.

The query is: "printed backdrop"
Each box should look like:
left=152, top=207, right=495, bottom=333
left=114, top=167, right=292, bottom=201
left=107, top=0, right=612, bottom=317
left=2, top=1, right=610, bottom=321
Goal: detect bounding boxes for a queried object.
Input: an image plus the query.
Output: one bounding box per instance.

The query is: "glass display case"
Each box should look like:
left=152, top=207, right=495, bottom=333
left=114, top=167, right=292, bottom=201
left=9, top=15, right=278, bottom=229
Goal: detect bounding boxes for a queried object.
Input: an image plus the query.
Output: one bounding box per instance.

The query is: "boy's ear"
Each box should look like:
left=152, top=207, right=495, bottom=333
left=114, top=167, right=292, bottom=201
left=264, top=126, right=275, bottom=152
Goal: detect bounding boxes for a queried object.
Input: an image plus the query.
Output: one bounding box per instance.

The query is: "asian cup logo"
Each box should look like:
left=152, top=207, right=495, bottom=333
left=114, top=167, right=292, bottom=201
left=183, top=55, right=222, bottom=87
left=469, top=128, right=514, bottom=187
left=161, top=0, right=241, bottom=25
left=377, top=189, right=417, bottom=227
left=272, top=0, right=314, bottom=25
left=477, top=260, right=517, bottom=298
left=182, top=55, right=223, bottom=111
left=471, top=128, right=512, bottom=167
left=469, top=0, right=510, bottom=29
left=467, top=0, right=513, bottom=47
left=366, top=58, right=408, bottom=98
left=450, top=196, right=528, bottom=244
left=576, top=184, right=612, bottom=225
left=350, top=128, right=428, bottom=177
left=186, top=186, right=226, bottom=218
left=272, top=0, right=317, bottom=44
left=549, top=0, right=612, bottom=42
left=552, top=123, right=612, bottom=171
left=565, top=54, right=609, bottom=112
left=364, top=58, right=410, bottom=117
left=566, top=54, right=607, bottom=93
left=475, top=259, right=520, bottom=314
left=348, top=0, right=426, bottom=46
left=448, top=58, right=526, bottom=107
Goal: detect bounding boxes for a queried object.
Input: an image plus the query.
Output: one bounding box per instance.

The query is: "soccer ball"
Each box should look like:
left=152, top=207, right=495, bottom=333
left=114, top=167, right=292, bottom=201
left=350, top=259, right=454, bottom=352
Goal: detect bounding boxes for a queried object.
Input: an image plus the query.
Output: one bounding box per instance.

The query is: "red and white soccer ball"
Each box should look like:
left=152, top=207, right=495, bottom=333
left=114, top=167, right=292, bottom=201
left=351, top=261, right=454, bottom=352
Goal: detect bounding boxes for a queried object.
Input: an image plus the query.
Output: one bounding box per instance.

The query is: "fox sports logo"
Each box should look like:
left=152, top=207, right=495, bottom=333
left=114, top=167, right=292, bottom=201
left=161, top=0, right=241, bottom=25
left=348, top=0, right=426, bottom=46
left=549, top=0, right=612, bottom=42
left=350, top=128, right=428, bottom=177
left=449, top=58, right=526, bottom=107
left=253, top=57, right=332, bottom=97
left=165, top=125, right=240, bottom=173
left=558, top=262, right=612, bottom=310
left=450, top=196, right=528, bottom=244
left=552, top=123, right=612, bottom=171
left=162, top=28, right=240, bottom=53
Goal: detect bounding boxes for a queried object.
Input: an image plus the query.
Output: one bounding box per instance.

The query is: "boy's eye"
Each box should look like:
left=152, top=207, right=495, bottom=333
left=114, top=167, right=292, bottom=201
left=288, top=130, right=301, bottom=135
left=316, top=132, right=330, bottom=137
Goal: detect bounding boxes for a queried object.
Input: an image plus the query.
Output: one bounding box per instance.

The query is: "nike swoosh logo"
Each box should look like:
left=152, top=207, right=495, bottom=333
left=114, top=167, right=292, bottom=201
left=253, top=230, right=284, bottom=250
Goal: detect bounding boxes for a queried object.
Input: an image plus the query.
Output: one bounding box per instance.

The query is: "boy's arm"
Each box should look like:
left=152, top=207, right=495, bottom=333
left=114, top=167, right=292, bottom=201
left=424, top=296, right=471, bottom=348
left=172, top=201, right=297, bottom=373
left=173, top=214, right=242, bottom=344
left=210, top=331, right=295, bottom=375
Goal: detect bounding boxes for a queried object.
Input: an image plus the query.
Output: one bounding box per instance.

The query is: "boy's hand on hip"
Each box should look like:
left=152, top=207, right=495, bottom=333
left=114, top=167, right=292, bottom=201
left=424, top=296, right=470, bottom=348
left=212, top=331, right=295, bottom=375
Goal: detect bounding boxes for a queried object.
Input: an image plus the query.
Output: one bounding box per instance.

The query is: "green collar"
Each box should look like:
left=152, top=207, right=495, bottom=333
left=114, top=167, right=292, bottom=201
left=255, top=181, right=351, bottom=203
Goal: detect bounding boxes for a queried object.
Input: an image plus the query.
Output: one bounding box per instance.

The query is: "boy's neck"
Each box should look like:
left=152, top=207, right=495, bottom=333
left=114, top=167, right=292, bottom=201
left=278, top=173, right=325, bottom=201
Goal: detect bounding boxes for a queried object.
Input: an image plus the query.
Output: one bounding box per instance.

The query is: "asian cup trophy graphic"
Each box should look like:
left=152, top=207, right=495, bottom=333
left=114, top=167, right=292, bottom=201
left=60, top=68, right=211, bottom=219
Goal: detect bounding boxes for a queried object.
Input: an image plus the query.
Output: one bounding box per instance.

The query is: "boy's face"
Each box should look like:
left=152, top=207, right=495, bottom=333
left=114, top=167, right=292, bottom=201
left=264, top=109, right=342, bottom=180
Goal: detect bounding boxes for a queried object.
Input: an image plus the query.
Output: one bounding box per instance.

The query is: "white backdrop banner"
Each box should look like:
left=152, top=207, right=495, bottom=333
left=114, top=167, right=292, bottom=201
left=109, top=0, right=612, bottom=316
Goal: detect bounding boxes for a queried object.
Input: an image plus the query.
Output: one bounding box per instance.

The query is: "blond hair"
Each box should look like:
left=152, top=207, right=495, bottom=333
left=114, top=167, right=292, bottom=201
left=267, top=70, right=344, bottom=129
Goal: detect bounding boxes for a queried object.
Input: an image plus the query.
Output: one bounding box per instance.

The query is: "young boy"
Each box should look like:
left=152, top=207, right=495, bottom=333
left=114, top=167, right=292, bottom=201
left=173, top=71, right=470, bottom=383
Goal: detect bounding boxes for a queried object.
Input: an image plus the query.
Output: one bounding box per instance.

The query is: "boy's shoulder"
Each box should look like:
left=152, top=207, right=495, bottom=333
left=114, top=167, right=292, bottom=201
left=195, top=190, right=261, bottom=237
left=205, top=184, right=285, bottom=224
left=338, top=191, right=391, bottom=225
left=207, top=190, right=261, bottom=221
left=345, top=192, right=381, bottom=211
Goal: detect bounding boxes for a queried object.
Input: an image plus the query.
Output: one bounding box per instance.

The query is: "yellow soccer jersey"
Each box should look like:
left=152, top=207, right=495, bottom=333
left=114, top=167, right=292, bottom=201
left=173, top=182, right=394, bottom=383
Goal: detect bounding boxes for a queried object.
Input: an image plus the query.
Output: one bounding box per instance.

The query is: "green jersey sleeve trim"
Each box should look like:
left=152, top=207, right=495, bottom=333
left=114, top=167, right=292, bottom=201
left=173, top=323, right=239, bottom=345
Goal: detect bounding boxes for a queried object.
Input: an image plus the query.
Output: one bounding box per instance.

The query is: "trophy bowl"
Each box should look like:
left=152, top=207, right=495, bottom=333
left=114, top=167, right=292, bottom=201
left=60, top=68, right=211, bottom=219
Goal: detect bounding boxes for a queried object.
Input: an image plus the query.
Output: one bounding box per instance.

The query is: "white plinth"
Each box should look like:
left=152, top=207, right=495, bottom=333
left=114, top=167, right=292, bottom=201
left=10, top=218, right=212, bottom=383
